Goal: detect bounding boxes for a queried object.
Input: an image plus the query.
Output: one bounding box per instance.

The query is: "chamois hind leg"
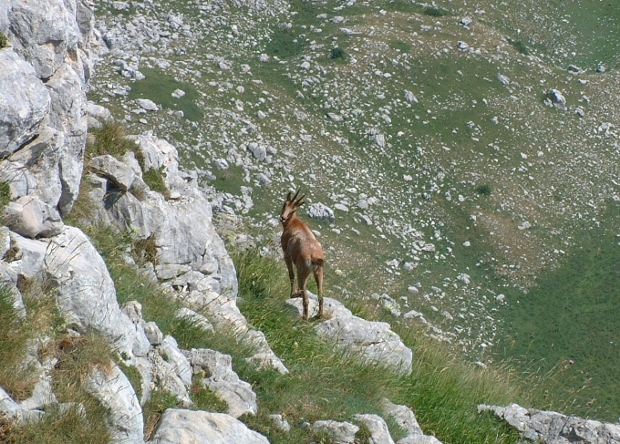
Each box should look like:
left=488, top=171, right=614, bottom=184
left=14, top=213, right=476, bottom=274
left=297, top=267, right=311, bottom=319
left=313, top=265, right=324, bottom=319
left=284, top=255, right=297, bottom=298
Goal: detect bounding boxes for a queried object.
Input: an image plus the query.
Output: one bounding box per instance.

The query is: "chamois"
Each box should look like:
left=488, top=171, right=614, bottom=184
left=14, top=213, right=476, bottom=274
left=280, top=189, right=324, bottom=320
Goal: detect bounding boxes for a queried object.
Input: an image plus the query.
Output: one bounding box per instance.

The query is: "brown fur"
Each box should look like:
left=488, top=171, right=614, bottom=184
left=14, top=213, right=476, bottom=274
left=280, top=189, right=324, bottom=319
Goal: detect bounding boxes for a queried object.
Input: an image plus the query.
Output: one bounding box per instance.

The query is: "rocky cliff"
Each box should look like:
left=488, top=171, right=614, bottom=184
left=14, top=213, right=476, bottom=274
left=1, top=1, right=619, bottom=443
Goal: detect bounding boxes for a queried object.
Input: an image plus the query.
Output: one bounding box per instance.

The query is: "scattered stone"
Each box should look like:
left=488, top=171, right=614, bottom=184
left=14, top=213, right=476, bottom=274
left=137, top=98, right=158, bottom=111
left=548, top=89, right=567, bottom=110
left=307, top=202, right=335, bottom=222
left=312, top=420, right=359, bottom=444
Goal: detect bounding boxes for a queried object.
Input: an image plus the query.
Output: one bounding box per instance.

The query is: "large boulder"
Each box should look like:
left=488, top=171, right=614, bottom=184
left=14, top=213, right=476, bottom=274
left=147, top=409, right=270, bottom=444
left=287, top=295, right=413, bottom=375
left=183, top=348, right=257, bottom=418
left=0, top=50, right=50, bottom=158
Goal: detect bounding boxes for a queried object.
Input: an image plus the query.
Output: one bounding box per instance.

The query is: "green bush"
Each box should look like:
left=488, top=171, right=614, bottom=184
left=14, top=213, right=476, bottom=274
left=329, top=47, right=347, bottom=60
left=476, top=184, right=493, bottom=196
left=509, top=39, right=530, bottom=55
left=0, top=31, right=8, bottom=49
left=423, top=6, right=448, bottom=17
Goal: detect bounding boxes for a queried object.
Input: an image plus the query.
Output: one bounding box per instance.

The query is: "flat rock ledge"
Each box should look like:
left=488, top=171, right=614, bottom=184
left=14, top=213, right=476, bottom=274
left=286, top=294, right=413, bottom=375
left=147, top=409, right=269, bottom=444
left=479, top=403, right=620, bottom=444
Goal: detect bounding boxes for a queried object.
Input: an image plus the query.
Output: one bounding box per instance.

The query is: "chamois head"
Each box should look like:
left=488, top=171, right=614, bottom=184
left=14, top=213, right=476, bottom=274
left=280, top=189, right=305, bottom=225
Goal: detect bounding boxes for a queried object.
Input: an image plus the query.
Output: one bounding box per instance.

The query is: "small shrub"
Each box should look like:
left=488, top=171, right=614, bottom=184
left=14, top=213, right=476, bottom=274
left=0, top=31, right=8, bottom=49
left=191, top=377, right=229, bottom=413
left=0, top=181, right=10, bottom=216
left=142, top=167, right=169, bottom=195
left=423, top=6, right=448, bottom=17
left=329, top=47, right=347, bottom=60
left=509, top=39, right=530, bottom=55
left=143, top=390, right=182, bottom=440
left=476, top=184, right=493, bottom=196
left=132, top=234, right=158, bottom=265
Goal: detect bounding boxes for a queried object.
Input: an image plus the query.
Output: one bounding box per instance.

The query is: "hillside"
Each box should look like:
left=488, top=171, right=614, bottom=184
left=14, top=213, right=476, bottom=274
left=88, top=0, right=620, bottom=420
left=2, top=0, right=620, bottom=442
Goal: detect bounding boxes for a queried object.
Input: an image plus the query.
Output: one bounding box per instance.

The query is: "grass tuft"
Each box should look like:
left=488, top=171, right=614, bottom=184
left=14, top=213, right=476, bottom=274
left=87, top=122, right=136, bottom=159
left=0, top=31, right=7, bottom=49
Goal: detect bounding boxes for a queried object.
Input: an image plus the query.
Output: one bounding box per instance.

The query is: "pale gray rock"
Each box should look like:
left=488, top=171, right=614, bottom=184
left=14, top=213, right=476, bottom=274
left=144, top=321, right=164, bottom=346
left=137, top=98, right=158, bottom=111
left=548, top=89, right=567, bottom=110
left=404, top=90, right=418, bottom=103
left=0, top=50, right=50, bottom=157
left=3, top=195, right=64, bottom=238
left=43, top=226, right=151, bottom=360
left=497, top=74, right=510, bottom=85
left=148, top=351, right=192, bottom=407
left=269, top=413, right=291, bottom=432
left=313, top=419, right=359, bottom=443
left=381, top=399, right=442, bottom=443
left=354, top=414, right=395, bottom=444
left=148, top=409, right=269, bottom=444
left=307, top=202, right=335, bottom=222
left=381, top=399, right=423, bottom=436
left=86, top=101, right=113, bottom=129
left=480, top=403, right=620, bottom=444
left=8, top=0, right=81, bottom=80
left=247, top=142, right=267, bottom=161
left=287, top=295, right=413, bottom=375
left=87, top=133, right=237, bottom=298
left=0, top=386, right=24, bottom=420
left=5, top=231, right=48, bottom=278
left=45, top=61, right=87, bottom=215
left=90, top=155, right=136, bottom=192
left=174, top=307, right=215, bottom=333
left=0, top=226, right=10, bottom=259
left=86, top=363, right=145, bottom=444
left=183, top=348, right=257, bottom=418
left=159, top=335, right=193, bottom=387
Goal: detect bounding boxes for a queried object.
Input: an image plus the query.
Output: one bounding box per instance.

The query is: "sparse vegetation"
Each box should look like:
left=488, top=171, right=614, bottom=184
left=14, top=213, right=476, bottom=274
left=0, top=31, right=7, bottom=49
left=0, top=181, right=10, bottom=217
left=509, top=39, right=530, bottom=55
left=423, top=6, right=448, bottom=17
left=87, top=121, right=136, bottom=159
